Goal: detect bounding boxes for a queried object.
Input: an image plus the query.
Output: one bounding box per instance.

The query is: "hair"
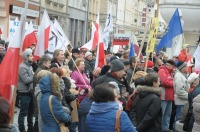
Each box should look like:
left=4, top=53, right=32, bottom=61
left=38, top=54, right=51, bottom=66
left=155, top=59, right=163, bottom=67
left=145, top=73, right=159, bottom=86
left=65, top=50, right=70, bottom=58
left=74, top=58, right=84, bottom=68
left=129, top=56, right=137, bottom=66
left=53, top=49, right=63, bottom=61
left=0, top=97, right=11, bottom=126
left=93, top=83, right=116, bottom=102
left=37, top=70, right=52, bottom=81
left=135, top=77, right=146, bottom=87
left=50, top=67, right=64, bottom=77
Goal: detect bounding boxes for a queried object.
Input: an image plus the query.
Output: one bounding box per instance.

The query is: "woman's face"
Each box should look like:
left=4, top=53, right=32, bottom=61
left=78, top=61, right=85, bottom=71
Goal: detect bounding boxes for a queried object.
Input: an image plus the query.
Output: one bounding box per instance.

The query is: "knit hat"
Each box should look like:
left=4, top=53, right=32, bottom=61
left=123, top=60, right=130, bottom=66
left=166, top=59, right=176, bottom=66
left=110, top=59, right=125, bottom=72
left=110, top=56, right=119, bottom=62
left=144, top=60, right=154, bottom=68
left=183, top=44, right=190, bottom=49
left=133, top=71, right=147, bottom=81
left=85, top=51, right=92, bottom=58
left=188, top=73, right=199, bottom=84
left=22, top=48, right=32, bottom=61
left=177, top=61, right=187, bottom=71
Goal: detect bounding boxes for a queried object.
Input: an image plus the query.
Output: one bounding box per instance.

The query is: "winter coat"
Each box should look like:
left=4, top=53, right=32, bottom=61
left=174, top=70, right=189, bottom=105
left=130, top=85, right=162, bottom=132
left=192, top=94, right=200, bottom=132
left=51, top=59, right=67, bottom=68
left=18, top=61, right=34, bottom=93
left=158, top=66, right=174, bottom=101
left=33, top=65, right=49, bottom=117
left=78, top=97, right=93, bottom=132
left=86, top=102, right=136, bottom=132
left=71, top=69, right=91, bottom=102
left=68, top=56, right=76, bottom=71
left=84, top=59, right=95, bottom=77
left=39, top=75, right=70, bottom=132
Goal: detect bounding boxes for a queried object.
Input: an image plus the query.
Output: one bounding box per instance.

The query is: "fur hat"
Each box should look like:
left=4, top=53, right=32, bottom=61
left=85, top=51, right=92, bottom=58
left=177, top=61, right=187, bottom=71
left=22, top=48, right=32, bottom=61
left=110, top=59, right=125, bottom=72
left=188, top=73, right=199, bottom=84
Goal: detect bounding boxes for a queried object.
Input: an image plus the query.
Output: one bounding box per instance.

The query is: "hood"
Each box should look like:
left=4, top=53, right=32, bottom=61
left=137, top=85, right=161, bottom=98
left=89, top=102, right=119, bottom=114
left=193, top=95, right=200, bottom=113
left=39, top=75, right=51, bottom=94
left=158, top=65, right=165, bottom=71
left=39, top=74, right=62, bottom=100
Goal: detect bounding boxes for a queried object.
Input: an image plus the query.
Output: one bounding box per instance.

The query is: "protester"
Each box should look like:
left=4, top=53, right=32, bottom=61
left=86, top=83, right=136, bottom=132
left=84, top=51, right=95, bottom=83
left=18, top=49, right=34, bottom=132
left=163, top=53, right=169, bottom=64
left=39, top=73, right=71, bottom=131
left=131, top=73, right=162, bottom=132
left=173, top=61, right=190, bottom=131
left=78, top=90, right=93, bottom=132
left=192, top=94, right=200, bottom=132
left=0, top=97, right=20, bottom=132
left=71, top=58, right=91, bottom=103
left=33, top=54, right=51, bottom=132
left=126, top=56, right=142, bottom=84
left=51, top=49, right=66, bottom=68
left=158, top=59, right=175, bottom=132
left=144, top=60, right=155, bottom=73
left=154, top=59, right=163, bottom=72
left=68, top=48, right=81, bottom=71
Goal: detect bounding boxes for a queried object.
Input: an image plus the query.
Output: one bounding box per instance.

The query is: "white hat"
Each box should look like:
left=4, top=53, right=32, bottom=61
left=85, top=51, right=92, bottom=58
left=188, top=73, right=199, bottom=84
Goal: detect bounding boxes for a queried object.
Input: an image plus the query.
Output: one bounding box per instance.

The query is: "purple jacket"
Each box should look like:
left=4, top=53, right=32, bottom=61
left=71, top=69, right=91, bottom=102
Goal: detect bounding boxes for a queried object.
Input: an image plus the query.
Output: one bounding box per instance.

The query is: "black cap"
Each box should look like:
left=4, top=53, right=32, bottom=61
left=72, top=48, right=80, bottom=54
left=166, top=59, right=175, bottom=66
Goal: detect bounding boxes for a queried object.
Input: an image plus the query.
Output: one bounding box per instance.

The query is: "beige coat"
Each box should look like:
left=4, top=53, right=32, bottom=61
left=192, top=94, right=200, bottom=132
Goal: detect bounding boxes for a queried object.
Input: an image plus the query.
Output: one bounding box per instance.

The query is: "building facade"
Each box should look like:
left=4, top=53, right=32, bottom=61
left=40, top=0, right=68, bottom=35
left=67, top=0, right=88, bottom=47
left=0, top=0, right=40, bottom=40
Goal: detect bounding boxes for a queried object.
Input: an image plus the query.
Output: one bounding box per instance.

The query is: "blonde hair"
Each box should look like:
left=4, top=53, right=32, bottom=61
left=74, top=58, right=84, bottom=68
left=53, top=49, right=63, bottom=60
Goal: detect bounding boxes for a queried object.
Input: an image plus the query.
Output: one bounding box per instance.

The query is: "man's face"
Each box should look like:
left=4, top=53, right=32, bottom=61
left=181, top=66, right=188, bottom=74
left=57, top=51, right=65, bottom=62
left=73, top=53, right=80, bottom=59
left=28, top=54, right=34, bottom=62
left=166, top=63, right=174, bottom=70
left=115, top=69, right=126, bottom=79
left=0, top=45, right=4, bottom=54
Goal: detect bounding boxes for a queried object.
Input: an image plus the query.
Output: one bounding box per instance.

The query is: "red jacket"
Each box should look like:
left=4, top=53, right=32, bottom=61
left=158, top=66, right=174, bottom=101
left=178, top=49, right=192, bottom=73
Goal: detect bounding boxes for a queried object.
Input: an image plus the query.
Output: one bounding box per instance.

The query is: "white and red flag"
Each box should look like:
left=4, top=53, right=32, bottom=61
left=95, top=27, right=106, bottom=69
left=34, top=9, right=51, bottom=60
left=21, top=21, right=37, bottom=52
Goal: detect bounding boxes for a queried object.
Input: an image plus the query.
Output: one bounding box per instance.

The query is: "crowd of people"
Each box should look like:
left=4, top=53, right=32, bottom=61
left=0, top=39, right=200, bottom=132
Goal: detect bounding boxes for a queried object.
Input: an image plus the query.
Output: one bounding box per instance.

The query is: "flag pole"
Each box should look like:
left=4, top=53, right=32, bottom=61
left=129, top=21, right=150, bottom=85
left=11, top=0, right=28, bottom=122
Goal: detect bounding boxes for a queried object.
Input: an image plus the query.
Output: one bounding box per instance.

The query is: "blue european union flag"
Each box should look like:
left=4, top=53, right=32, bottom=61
left=129, top=42, right=134, bottom=59
left=156, top=8, right=183, bottom=51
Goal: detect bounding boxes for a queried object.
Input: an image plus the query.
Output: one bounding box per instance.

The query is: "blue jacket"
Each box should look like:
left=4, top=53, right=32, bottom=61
left=78, top=97, right=93, bottom=132
left=39, top=75, right=70, bottom=132
left=86, top=102, right=136, bottom=132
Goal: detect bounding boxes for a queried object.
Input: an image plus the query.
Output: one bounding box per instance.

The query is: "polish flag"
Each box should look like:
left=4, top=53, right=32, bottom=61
left=92, top=14, right=99, bottom=50
left=81, top=22, right=96, bottom=50
left=21, top=21, right=37, bottom=52
left=95, top=27, right=106, bottom=68
left=0, top=11, right=25, bottom=116
left=34, top=9, right=51, bottom=59
left=0, top=28, right=2, bottom=34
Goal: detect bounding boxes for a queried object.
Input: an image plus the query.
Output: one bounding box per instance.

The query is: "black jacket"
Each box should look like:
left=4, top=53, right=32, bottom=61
left=68, top=56, right=76, bottom=71
left=130, top=85, right=162, bottom=132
